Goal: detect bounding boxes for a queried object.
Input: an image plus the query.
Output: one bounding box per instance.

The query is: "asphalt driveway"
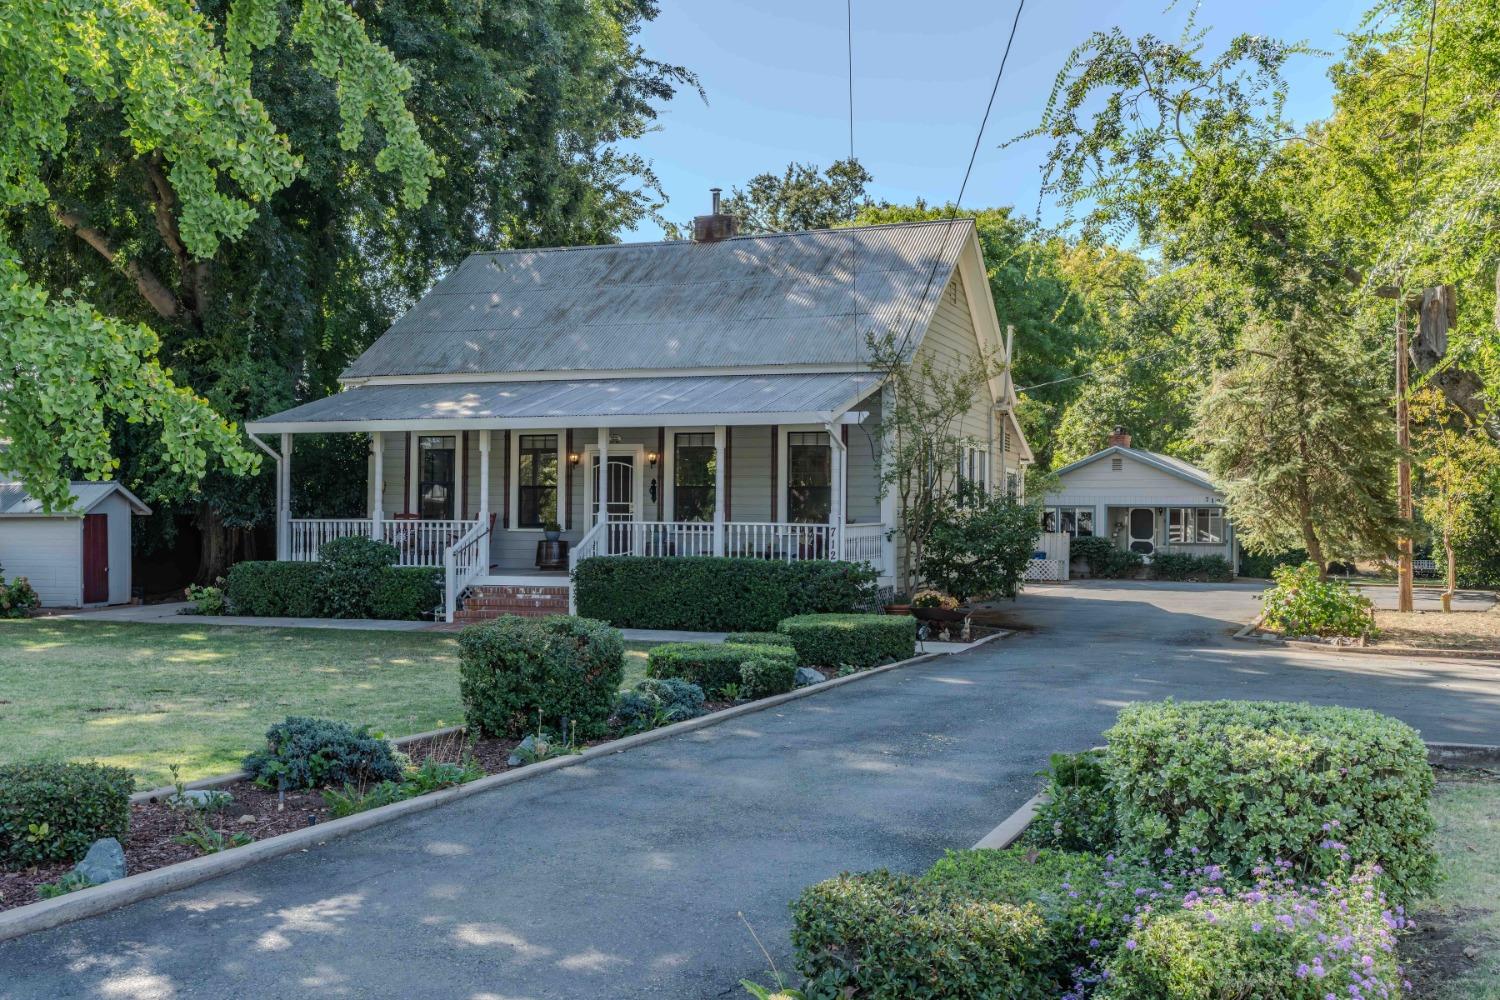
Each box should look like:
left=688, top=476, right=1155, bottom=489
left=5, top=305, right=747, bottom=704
left=4, top=582, right=1499, bottom=1000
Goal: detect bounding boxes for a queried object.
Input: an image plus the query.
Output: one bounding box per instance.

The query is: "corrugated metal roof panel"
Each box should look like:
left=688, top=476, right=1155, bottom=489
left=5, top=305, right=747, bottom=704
left=0, top=482, right=150, bottom=516
left=249, top=372, right=881, bottom=430
left=340, top=220, right=971, bottom=379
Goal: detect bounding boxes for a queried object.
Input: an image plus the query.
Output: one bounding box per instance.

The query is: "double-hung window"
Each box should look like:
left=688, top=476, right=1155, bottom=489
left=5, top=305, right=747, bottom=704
left=1042, top=505, right=1094, bottom=537
left=961, top=446, right=990, bottom=492
left=418, top=436, right=456, bottom=520
left=787, top=431, right=832, bottom=523
left=673, top=432, right=716, bottom=522
left=516, top=434, right=558, bottom=528
left=1167, top=507, right=1226, bottom=544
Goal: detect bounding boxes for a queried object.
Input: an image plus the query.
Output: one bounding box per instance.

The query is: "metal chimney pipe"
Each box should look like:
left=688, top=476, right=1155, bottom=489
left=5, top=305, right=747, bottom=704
left=710, top=187, right=721, bottom=214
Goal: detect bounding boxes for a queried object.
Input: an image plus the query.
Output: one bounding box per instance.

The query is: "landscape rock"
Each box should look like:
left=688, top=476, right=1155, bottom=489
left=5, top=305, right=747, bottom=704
left=73, top=837, right=125, bottom=885
left=236, top=814, right=257, bottom=825
left=794, top=667, right=827, bottom=687
left=507, top=735, right=539, bottom=767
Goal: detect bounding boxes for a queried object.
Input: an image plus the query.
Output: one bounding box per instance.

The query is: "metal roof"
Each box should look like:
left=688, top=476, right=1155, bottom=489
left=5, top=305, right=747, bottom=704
left=247, top=372, right=882, bottom=433
left=0, top=481, right=151, bottom=517
left=340, top=219, right=974, bottom=380
left=1051, top=446, right=1219, bottom=493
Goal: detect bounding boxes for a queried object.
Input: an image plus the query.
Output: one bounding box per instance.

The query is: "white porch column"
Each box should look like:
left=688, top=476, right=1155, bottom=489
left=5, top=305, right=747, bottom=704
left=478, top=430, right=491, bottom=523
left=713, top=425, right=726, bottom=556
left=371, top=432, right=384, bottom=543
left=827, top=423, right=847, bottom=560
left=878, top=389, right=898, bottom=579
left=596, top=427, right=609, bottom=550
left=278, top=433, right=292, bottom=560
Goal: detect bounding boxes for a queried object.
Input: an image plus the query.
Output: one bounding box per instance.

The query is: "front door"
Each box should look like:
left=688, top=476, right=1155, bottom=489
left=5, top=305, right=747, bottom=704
left=83, top=513, right=109, bottom=604
left=591, top=455, right=636, bottom=553
left=1128, top=507, right=1156, bottom=556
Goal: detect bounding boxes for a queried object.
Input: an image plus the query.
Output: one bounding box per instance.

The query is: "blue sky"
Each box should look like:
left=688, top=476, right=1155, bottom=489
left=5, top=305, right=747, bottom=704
left=621, top=0, right=1373, bottom=240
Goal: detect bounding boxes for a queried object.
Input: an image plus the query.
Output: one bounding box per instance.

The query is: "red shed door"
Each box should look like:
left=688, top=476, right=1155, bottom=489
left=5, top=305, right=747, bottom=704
left=83, top=513, right=109, bottom=604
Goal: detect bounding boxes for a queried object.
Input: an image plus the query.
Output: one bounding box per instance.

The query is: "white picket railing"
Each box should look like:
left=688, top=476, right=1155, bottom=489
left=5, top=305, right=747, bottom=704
left=443, top=519, right=491, bottom=622
left=566, top=520, right=887, bottom=570
left=287, top=518, right=373, bottom=562
left=287, top=517, right=481, bottom=568
left=842, top=523, right=888, bottom=575
left=380, top=519, right=480, bottom=567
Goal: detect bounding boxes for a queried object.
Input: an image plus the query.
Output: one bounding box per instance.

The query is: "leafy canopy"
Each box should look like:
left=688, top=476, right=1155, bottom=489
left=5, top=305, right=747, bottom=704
left=0, top=0, right=438, bottom=509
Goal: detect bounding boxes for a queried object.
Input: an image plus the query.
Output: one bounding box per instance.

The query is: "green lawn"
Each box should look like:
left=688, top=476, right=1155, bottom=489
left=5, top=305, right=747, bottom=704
left=0, top=619, right=655, bottom=788
left=1413, top=774, right=1500, bottom=998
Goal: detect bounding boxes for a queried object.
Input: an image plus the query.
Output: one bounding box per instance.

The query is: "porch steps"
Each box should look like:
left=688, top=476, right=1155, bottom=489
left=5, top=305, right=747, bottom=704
left=454, top=584, right=570, bottom=622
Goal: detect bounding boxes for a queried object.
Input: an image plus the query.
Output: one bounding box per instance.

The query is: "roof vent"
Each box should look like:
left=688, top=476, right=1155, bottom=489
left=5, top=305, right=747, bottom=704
left=693, top=188, right=740, bottom=243
left=1107, top=425, right=1132, bottom=448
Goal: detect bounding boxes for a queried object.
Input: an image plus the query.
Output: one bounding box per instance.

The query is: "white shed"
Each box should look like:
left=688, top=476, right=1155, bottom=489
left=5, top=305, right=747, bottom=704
left=0, top=482, right=151, bottom=607
left=1044, top=428, right=1237, bottom=573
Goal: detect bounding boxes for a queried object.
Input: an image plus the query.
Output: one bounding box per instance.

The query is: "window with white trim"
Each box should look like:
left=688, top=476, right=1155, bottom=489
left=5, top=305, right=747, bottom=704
left=961, top=446, right=990, bottom=492
left=787, top=431, right=832, bottom=523
left=516, top=434, right=558, bottom=528
left=1167, top=507, right=1226, bottom=544
left=672, top=432, right=716, bottom=522
left=1042, top=505, right=1094, bottom=537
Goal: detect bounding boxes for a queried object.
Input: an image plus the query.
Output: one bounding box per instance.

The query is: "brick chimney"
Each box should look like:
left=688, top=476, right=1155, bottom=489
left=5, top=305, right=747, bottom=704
left=1107, top=425, right=1132, bottom=448
left=692, top=188, right=740, bottom=243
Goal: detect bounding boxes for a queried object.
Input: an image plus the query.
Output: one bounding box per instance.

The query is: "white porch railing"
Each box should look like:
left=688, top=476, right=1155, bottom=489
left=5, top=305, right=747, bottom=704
left=287, top=518, right=481, bottom=568
left=566, top=520, right=891, bottom=576
left=443, top=519, right=492, bottom=622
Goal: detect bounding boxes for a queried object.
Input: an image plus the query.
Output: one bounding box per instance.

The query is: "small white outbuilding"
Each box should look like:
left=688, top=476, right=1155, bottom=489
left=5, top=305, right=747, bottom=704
left=0, top=481, right=151, bottom=607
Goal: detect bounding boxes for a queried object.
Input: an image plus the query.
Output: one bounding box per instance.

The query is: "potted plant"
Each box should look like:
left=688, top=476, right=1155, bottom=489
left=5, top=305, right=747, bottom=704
left=910, top=589, right=967, bottom=624
left=542, top=520, right=562, bottom=542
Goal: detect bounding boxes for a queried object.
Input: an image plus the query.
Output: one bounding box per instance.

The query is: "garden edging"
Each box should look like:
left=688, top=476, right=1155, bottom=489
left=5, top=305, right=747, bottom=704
left=971, top=791, right=1044, bottom=850
left=0, top=644, right=976, bottom=943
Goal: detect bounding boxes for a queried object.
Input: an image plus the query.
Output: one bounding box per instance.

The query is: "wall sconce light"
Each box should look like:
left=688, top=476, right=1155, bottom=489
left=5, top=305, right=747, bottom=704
left=647, top=451, right=659, bottom=467
left=568, top=452, right=581, bottom=466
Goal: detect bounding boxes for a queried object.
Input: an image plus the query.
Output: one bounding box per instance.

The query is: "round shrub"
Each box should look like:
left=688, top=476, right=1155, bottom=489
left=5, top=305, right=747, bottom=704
left=645, top=641, right=796, bottom=696
left=1104, top=699, right=1436, bottom=902
left=613, top=678, right=706, bottom=732
left=1148, top=552, right=1234, bottom=582
left=1099, top=864, right=1408, bottom=1000
left=318, top=535, right=400, bottom=619
left=242, top=716, right=404, bottom=790
left=0, top=574, right=41, bottom=618
left=459, top=615, right=624, bottom=738
left=777, top=613, right=916, bottom=669
left=791, top=870, right=1052, bottom=1000
left=739, top=657, right=797, bottom=699
left=924, top=847, right=1155, bottom=986
left=0, top=761, right=133, bottom=869
left=1260, top=563, right=1377, bottom=639
left=721, top=631, right=795, bottom=648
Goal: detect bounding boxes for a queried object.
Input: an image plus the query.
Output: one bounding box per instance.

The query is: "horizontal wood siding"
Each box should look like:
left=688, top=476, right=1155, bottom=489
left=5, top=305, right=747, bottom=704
left=0, top=518, right=82, bottom=606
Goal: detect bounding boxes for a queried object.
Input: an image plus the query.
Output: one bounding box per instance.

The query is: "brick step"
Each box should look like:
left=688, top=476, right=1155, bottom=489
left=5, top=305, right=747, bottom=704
left=454, top=606, right=562, bottom=622
left=456, top=583, right=569, bottom=622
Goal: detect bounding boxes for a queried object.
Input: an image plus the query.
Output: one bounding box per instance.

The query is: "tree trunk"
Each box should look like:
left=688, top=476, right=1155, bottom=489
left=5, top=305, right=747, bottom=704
left=194, top=504, right=232, bottom=585
left=1443, top=528, right=1456, bottom=613
left=1298, top=497, right=1327, bottom=581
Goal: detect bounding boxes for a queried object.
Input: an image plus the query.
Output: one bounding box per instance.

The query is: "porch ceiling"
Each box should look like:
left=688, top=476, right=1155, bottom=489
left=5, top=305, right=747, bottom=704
left=246, top=371, right=880, bottom=433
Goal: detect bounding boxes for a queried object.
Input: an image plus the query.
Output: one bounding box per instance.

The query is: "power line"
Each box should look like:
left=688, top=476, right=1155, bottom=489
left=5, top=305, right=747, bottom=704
left=1017, top=341, right=1200, bottom=393
left=847, top=0, right=855, bottom=162
left=886, top=0, right=1026, bottom=366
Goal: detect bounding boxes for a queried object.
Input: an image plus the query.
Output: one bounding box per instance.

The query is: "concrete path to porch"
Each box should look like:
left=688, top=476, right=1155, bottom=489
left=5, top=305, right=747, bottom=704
left=48, top=602, right=431, bottom=631
left=6, top=580, right=1500, bottom=999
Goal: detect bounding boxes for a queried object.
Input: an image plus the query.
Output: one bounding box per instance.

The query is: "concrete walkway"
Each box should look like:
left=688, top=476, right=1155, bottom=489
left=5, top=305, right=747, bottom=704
left=49, top=602, right=431, bottom=631
left=5, top=581, right=1500, bottom=999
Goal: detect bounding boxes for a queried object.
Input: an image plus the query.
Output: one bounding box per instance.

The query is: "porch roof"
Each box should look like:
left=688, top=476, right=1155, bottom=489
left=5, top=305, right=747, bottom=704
left=246, top=371, right=881, bottom=434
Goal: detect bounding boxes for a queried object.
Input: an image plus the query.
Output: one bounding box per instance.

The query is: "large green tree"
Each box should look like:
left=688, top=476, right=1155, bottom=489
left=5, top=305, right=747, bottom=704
left=6, top=0, right=694, bottom=578
left=718, top=158, right=875, bottom=235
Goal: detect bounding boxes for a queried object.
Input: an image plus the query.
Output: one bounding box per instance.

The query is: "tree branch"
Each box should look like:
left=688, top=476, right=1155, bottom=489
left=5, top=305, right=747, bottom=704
left=54, top=208, right=183, bottom=319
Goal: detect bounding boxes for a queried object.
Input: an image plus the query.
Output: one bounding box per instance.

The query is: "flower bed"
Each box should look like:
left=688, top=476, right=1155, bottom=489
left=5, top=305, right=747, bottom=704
left=760, top=699, right=1439, bottom=999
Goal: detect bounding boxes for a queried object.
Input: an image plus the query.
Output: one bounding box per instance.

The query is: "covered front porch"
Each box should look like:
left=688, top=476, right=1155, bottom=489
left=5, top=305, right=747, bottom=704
left=246, top=372, right=895, bottom=621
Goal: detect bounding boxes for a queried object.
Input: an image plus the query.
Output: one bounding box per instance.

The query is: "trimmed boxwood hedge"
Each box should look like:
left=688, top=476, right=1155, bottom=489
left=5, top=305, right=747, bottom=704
left=1105, top=699, right=1437, bottom=902
left=645, top=641, right=797, bottom=695
left=1148, top=552, right=1234, bottom=582
left=572, top=556, right=876, bottom=631
left=225, top=561, right=441, bottom=620
left=0, top=761, right=133, bottom=870
left=459, top=615, right=624, bottom=738
left=791, top=870, right=1052, bottom=1000
left=721, top=631, right=795, bottom=648
left=777, top=613, right=916, bottom=669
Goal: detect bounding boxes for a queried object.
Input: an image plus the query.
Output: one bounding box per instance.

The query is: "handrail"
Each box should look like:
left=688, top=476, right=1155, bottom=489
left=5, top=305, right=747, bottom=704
left=443, top=518, right=491, bottom=623
left=566, top=521, right=608, bottom=614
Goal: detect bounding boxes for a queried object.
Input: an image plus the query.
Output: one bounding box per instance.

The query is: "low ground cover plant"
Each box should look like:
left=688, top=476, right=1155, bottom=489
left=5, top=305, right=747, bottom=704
left=573, top=556, right=876, bottom=631
left=459, top=615, right=624, bottom=738
left=184, top=581, right=228, bottom=615
left=242, top=716, right=404, bottom=791
left=613, top=678, right=706, bottom=732
left=323, top=754, right=485, bottom=818
left=646, top=641, right=796, bottom=696
left=776, top=613, right=916, bottom=669
left=1260, top=562, right=1378, bottom=639
left=0, top=761, right=133, bottom=869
